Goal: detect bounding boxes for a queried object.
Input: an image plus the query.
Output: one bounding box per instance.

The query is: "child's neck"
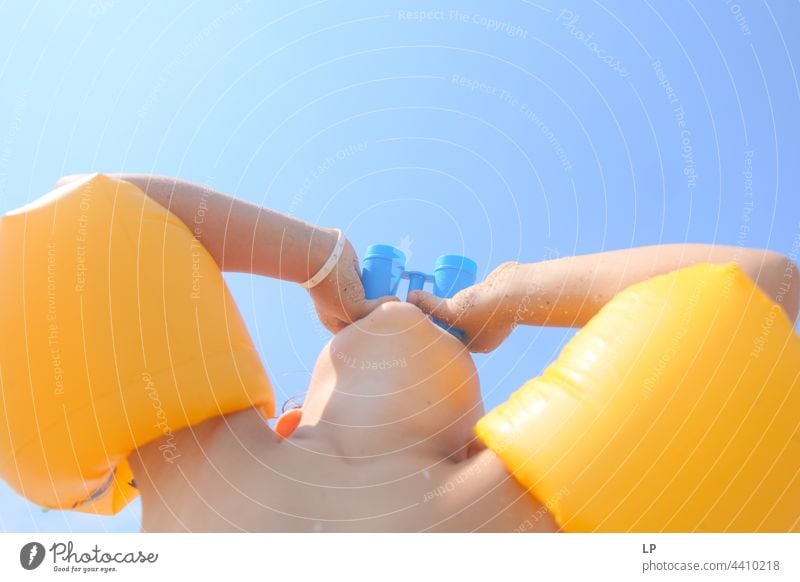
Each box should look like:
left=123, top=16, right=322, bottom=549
left=290, top=423, right=460, bottom=465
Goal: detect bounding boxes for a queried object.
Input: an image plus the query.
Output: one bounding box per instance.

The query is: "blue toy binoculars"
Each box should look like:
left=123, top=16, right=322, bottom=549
left=361, top=244, right=477, bottom=339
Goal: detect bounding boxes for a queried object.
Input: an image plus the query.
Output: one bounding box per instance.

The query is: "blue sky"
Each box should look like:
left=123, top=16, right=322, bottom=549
left=0, top=0, right=798, bottom=532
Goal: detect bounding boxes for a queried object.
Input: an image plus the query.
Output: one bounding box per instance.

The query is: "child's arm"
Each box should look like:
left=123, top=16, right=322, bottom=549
left=508, top=244, right=797, bottom=327
left=409, top=244, right=799, bottom=352
left=55, top=173, right=334, bottom=283
left=54, top=173, right=396, bottom=331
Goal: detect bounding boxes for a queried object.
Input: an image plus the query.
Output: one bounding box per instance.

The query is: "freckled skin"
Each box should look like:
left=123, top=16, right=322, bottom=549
left=128, top=302, right=557, bottom=532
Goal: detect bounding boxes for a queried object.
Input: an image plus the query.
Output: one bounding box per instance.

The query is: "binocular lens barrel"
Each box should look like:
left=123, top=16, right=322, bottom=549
left=361, top=245, right=476, bottom=301
left=362, top=244, right=406, bottom=299
left=360, top=244, right=477, bottom=341
left=433, top=255, right=478, bottom=298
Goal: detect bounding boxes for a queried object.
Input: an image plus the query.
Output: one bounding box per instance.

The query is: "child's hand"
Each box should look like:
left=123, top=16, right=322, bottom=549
left=408, top=261, right=523, bottom=353
left=307, top=236, right=398, bottom=333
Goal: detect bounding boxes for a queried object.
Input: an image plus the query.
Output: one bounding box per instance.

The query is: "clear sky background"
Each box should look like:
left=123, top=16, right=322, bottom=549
left=1, top=0, right=798, bottom=532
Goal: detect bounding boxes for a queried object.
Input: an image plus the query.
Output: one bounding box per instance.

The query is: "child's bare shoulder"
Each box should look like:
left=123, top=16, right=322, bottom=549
left=430, top=449, right=559, bottom=532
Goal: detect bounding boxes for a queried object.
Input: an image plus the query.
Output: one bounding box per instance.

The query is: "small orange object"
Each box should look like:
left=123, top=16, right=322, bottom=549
left=275, top=408, right=303, bottom=440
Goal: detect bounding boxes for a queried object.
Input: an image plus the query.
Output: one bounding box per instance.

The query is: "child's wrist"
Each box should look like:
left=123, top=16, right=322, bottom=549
left=300, top=227, right=343, bottom=289
left=298, top=226, right=339, bottom=284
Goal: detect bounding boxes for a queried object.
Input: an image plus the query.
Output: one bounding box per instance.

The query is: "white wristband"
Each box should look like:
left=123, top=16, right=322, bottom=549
left=299, top=228, right=345, bottom=289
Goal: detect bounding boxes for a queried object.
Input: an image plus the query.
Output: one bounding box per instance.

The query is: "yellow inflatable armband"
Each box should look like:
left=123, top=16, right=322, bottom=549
left=476, top=262, right=799, bottom=532
left=0, top=174, right=273, bottom=515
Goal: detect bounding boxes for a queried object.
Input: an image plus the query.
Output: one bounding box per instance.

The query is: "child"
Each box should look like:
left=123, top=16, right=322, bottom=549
left=19, top=175, right=800, bottom=531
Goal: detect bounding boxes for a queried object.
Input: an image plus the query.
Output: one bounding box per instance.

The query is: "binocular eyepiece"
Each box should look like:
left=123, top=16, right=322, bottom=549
left=361, top=244, right=477, bottom=339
